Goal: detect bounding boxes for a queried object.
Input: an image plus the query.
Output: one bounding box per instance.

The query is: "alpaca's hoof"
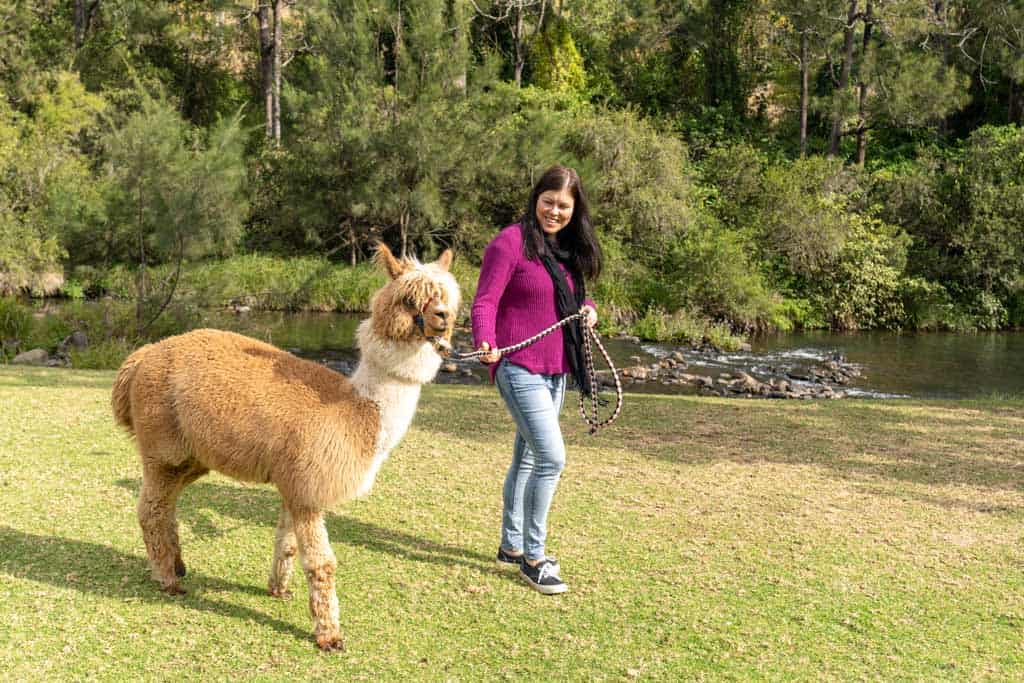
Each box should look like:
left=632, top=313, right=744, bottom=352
left=316, top=634, right=345, bottom=652
left=174, top=558, right=187, bottom=577
left=269, top=586, right=293, bottom=600
left=162, top=583, right=186, bottom=596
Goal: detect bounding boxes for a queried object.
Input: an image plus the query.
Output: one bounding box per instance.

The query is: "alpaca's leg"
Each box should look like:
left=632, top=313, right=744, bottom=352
left=137, top=461, right=206, bottom=594
left=171, top=464, right=209, bottom=578
left=292, top=508, right=343, bottom=651
left=268, top=505, right=297, bottom=599
left=138, top=464, right=188, bottom=594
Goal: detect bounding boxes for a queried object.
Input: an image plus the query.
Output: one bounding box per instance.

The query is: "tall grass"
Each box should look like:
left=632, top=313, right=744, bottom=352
left=0, top=297, right=33, bottom=341
left=633, top=307, right=744, bottom=350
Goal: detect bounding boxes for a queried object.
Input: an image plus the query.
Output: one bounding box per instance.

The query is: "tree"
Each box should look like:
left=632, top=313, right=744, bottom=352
left=264, top=0, right=500, bottom=259
left=954, top=1, right=1024, bottom=125
left=697, top=0, right=752, bottom=115
left=951, top=125, right=1024, bottom=324
left=470, top=0, right=548, bottom=87
left=73, top=0, right=101, bottom=50
left=529, top=15, right=585, bottom=94
left=98, top=87, right=248, bottom=332
left=559, top=0, right=688, bottom=112
left=0, top=71, right=105, bottom=294
left=824, top=0, right=969, bottom=164
left=254, top=0, right=289, bottom=144
left=765, top=0, right=842, bottom=155
left=756, top=156, right=909, bottom=328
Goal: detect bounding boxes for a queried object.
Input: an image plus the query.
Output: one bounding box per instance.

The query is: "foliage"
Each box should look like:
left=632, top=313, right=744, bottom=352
left=0, top=72, right=105, bottom=295
left=93, top=87, right=248, bottom=267
left=872, top=125, right=1024, bottom=328
left=699, top=142, right=767, bottom=231
left=68, top=338, right=136, bottom=369
left=529, top=17, right=586, bottom=95
left=4, top=0, right=1024, bottom=335
left=632, top=306, right=744, bottom=350
left=79, top=84, right=249, bottom=332
left=0, top=298, right=33, bottom=344
left=564, top=107, right=698, bottom=254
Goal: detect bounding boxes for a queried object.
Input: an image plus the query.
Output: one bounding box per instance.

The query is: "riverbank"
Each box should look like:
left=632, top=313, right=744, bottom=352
left=2, top=367, right=1023, bottom=679
left=30, top=253, right=747, bottom=352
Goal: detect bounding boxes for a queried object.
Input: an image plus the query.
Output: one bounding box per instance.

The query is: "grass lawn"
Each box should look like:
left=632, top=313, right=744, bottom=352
left=1, top=366, right=1023, bottom=680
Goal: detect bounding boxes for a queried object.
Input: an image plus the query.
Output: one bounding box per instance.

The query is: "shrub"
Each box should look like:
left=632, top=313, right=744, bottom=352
left=564, top=107, right=699, bottom=256
left=69, top=338, right=134, bottom=370
left=663, top=222, right=778, bottom=330
left=632, top=307, right=743, bottom=350
left=0, top=297, right=33, bottom=342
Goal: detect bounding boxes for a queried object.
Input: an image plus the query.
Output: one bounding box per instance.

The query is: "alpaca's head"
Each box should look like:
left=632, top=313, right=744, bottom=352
left=369, top=243, right=461, bottom=347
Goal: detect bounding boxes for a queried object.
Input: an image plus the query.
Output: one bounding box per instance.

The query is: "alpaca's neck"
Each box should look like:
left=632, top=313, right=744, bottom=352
left=351, top=320, right=441, bottom=457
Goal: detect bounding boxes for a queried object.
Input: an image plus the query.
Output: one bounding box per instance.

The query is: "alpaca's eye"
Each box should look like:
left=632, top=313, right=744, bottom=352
left=403, top=296, right=416, bottom=309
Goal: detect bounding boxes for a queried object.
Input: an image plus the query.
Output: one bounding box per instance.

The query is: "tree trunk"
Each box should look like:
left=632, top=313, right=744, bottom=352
left=74, top=0, right=87, bottom=49
left=513, top=3, right=524, bottom=88
left=448, top=0, right=468, bottom=92
left=799, top=29, right=809, bottom=158
left=272, top=0, right=283, bottom=145
left=74, top=0, right=99, bottom=50
left=135, top=182, right=146, bottom=331
left=829, top=0, right=859, bottom=157
left=855, top=1, right=874, bottom=166
left=394, top=0, right=402, bottom=121
left=1010, top=80, right=1022, bottom=124
left=400, top=211, right=409, bottom=258
left=934, top=0, right=950, bottom=136
left=348, top=221, right=358, bottom=266
left=258, top=3, right=274, bottom=142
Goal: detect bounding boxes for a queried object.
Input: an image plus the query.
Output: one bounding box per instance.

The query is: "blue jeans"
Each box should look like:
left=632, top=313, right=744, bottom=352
left=494, top=359, right=567, bottom=562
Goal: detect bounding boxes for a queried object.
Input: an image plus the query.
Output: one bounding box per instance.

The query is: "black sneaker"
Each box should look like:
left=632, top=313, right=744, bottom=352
left=496, top=547, right=561, bottom=573
left=496, top=547, right=524, bottom=567
left=519, top=558, right=568, bottom=595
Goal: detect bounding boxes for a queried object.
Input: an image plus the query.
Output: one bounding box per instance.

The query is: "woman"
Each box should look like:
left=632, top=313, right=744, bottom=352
left=471, top=165, right=602, bottom=595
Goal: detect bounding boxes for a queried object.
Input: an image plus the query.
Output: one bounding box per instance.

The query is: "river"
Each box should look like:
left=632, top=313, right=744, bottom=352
left=202, top=310, right=1024, bottom=399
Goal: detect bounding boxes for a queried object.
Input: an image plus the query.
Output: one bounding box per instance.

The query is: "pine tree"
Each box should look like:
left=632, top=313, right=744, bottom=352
left=99, top=86, right=247, bottom=332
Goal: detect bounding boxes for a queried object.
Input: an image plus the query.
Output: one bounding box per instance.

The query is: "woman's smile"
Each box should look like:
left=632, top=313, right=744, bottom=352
left=536, top=188, right=575, bottom=234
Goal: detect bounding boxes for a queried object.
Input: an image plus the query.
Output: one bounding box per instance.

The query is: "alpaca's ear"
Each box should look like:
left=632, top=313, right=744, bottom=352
left=435, top=249, right=453, bottom=272
left=374, top=243, right=405, bottom=279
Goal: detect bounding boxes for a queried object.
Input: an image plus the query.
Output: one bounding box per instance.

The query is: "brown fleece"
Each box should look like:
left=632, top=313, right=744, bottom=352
left=111, top=243, right=457, bottom=651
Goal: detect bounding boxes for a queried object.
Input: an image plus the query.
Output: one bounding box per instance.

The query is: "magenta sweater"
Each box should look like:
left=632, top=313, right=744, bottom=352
left=472, top=224, right=595, bottom=380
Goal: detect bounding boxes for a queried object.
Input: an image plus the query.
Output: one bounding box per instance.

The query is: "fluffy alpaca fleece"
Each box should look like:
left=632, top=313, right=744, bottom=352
left=111, top=244, right=459, bottom=651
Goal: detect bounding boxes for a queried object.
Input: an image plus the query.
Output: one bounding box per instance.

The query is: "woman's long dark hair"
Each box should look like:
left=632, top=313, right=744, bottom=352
left=520, top=165, right=602, bottom=281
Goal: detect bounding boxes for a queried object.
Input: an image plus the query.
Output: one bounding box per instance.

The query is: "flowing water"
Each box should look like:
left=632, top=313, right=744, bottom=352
left=30, top=303, right=1024, bottom=399
left=198, top=310, right=1023, bottom=399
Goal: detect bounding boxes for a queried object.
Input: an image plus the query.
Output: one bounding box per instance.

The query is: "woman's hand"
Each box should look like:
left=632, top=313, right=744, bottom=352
left=478, top=341, right=502, bottom=364
left=580, top=305, right=598, bottom=329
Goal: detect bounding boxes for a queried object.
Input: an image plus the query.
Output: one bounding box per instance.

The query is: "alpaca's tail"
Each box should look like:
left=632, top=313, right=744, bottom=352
left=112, top=345, right=150, bottom=435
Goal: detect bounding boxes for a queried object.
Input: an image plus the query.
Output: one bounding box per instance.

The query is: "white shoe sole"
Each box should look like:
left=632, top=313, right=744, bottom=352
left=519, top=571, right=569, bottom=595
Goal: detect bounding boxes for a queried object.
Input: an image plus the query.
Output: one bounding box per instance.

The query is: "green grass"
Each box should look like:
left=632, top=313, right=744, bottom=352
left=2, top=366, right=1023, bottom=680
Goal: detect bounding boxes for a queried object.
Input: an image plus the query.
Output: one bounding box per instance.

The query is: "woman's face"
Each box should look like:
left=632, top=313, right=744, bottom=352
left=535, top=187, right=575, bottom=236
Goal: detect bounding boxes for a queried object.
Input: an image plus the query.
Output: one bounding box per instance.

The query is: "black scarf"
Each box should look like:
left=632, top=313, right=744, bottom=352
left=539, top=240, right=593, bottom=397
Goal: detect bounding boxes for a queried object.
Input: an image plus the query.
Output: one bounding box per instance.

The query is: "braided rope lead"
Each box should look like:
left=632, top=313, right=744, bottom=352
left=443, top=311, right=623, bottom=434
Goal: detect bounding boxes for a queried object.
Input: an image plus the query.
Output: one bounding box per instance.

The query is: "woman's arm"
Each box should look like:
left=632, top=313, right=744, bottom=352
left=471, top=231, right=517, bottom=352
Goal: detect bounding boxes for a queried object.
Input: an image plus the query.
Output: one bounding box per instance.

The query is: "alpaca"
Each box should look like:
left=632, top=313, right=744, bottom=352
left=111, top=244, right=459, bottom=651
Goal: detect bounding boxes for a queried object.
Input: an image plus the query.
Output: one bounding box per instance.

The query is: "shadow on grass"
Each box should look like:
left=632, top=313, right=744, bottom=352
left=115, top=479, right=502, bottom=577
left=0, top=525, right=311, bottom=643
left=415, top=390, right=1024, bottom=511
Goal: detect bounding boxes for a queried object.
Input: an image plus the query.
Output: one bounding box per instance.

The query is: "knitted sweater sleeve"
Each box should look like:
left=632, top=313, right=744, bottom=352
left=471, top=230, right=517, bottom=349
